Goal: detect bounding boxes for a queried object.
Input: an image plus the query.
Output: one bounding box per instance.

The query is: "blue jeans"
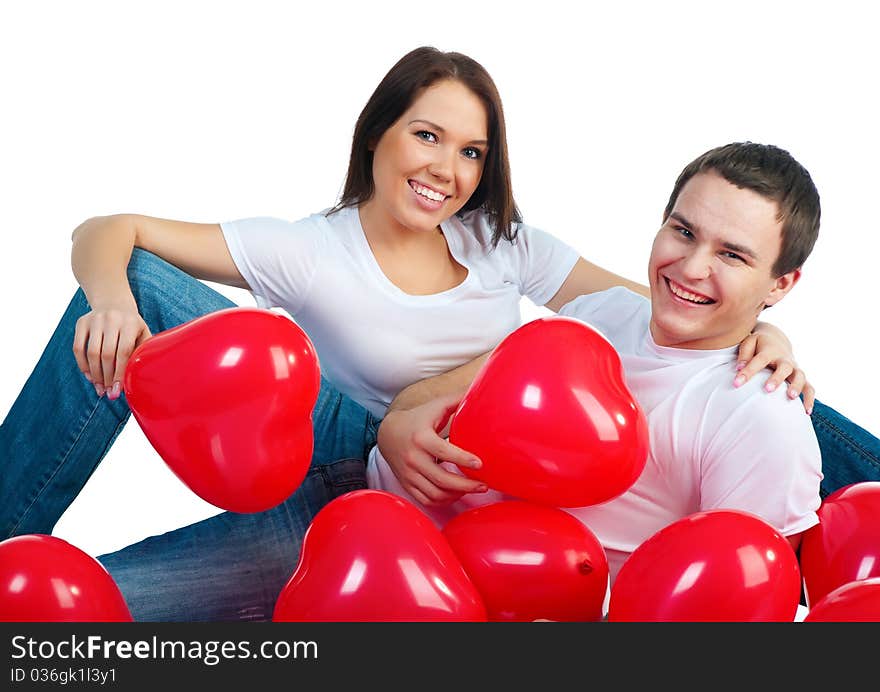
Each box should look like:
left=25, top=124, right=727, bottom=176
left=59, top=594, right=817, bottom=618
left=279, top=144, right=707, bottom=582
left=813, top=401, right=880, bottom=499
left=0, top=249, right=378, bottom=621
left=2, top=249, right=880, bottom=620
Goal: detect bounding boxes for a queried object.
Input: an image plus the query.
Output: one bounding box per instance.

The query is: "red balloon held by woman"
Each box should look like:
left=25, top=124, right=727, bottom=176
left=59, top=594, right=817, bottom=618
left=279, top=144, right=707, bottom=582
left=607, top=509, right=801, bottom=622
left=442, top=500, right=609, bottom=621
left=449, top=316, right=649, bottom=507
left=0, top=534, right=133, bottom=622
left=273, top=490, right=486, bottom=622
left=799, top=481, right=880, bottom=608
left=123, top=307, right=321, bottom=514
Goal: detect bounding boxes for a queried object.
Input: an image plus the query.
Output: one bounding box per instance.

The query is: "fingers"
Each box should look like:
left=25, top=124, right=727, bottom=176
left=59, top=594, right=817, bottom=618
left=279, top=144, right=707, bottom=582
left=72, top=315, right=92, bottom=382
left=406, top=463, right=487, bottom=507
left=782, top=368, right=806, bottom=400
left=414, top=428, right=481, bottom=470
left=72, top=309, right=150, bottom=399
left=110, top=321, right=151, bottom=395
left=761, top=359, right=795, bottom=394
left=733, top=352, right=772, bottom=387
left=802, top=382, right=816, bottom=415
left=735, top=334, right=758, bottom=371
left=100, top=327, right=120, bottom=390
left=85, top=326, right=105, bottom=394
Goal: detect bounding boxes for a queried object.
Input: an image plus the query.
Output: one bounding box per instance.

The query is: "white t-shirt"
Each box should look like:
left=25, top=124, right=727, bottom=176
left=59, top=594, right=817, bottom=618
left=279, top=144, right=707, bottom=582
left=221, top=206, right=579, bottom=417
left=367, top=286, right=823, bottom=584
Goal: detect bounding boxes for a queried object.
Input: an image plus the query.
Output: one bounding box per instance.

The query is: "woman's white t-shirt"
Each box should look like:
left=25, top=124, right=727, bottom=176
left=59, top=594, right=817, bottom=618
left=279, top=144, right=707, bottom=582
left=220, top=206, right=579, bottom=416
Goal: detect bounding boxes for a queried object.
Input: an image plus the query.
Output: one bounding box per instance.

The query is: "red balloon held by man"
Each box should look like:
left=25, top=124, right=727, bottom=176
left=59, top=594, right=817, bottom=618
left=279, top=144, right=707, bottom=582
left=123, top=307, right=321, bottom=513
left=607, top=509, right=802, bottom=622
left=273, top=490, right=486, bottom=622
left=0, top=534, right=132, bottom=622
left=442, top=500, right=609, bottom=621
left=449, top=316, right=649, bottom=507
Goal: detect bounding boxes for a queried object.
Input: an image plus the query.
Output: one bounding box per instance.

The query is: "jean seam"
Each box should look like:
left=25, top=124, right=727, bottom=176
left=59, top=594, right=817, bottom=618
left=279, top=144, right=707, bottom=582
left=9, top=399, right=126, bottom=535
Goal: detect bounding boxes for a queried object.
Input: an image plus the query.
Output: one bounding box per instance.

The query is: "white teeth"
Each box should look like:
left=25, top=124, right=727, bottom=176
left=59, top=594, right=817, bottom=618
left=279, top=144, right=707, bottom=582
left=412, top=182, right=445, bottom=202
left=668, top=280, right=712, bottom=304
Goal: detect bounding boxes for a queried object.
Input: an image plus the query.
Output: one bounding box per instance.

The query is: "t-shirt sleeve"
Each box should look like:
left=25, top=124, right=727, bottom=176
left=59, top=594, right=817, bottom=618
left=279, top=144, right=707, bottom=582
left=220, top=216, right=324, bottom=314
left=558, top=287, right=647, bottom=342
left=508, top=223, right=580, bottom=306
left=700, top=390, right=824, bottom=536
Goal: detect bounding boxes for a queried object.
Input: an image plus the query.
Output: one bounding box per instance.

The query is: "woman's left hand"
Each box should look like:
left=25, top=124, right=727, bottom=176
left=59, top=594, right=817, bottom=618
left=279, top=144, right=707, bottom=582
left=733, top=323, right=815, bottom=414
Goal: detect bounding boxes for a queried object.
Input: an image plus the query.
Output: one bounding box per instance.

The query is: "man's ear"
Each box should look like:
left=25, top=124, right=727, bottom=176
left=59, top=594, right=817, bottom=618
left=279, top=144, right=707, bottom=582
left=764, top=268, right=801, bottom=307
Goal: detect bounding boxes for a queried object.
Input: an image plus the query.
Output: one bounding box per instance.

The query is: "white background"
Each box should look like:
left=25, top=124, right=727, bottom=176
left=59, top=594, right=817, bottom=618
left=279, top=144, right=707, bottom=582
left=2, top=1, right=878, bottom=558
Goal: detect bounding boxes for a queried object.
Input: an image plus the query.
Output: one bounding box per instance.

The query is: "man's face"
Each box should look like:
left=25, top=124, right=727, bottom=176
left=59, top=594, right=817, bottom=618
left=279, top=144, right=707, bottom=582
left=647, top=170, right=800, bottom=350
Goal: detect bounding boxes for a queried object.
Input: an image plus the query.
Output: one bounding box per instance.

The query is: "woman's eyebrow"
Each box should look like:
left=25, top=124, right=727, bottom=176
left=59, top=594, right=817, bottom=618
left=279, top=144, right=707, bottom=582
left=408, top=119, right=488, bottom=146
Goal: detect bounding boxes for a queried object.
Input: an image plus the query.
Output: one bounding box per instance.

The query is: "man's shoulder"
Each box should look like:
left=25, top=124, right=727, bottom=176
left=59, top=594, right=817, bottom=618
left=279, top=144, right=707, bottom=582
left=699, top=369, right=817, bottom=442
left=560, top=286, right=648, bottom=325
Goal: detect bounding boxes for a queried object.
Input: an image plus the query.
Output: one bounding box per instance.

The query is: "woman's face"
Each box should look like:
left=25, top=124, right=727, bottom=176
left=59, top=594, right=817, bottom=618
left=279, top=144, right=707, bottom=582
left=364, top=79, right=488, bottom=235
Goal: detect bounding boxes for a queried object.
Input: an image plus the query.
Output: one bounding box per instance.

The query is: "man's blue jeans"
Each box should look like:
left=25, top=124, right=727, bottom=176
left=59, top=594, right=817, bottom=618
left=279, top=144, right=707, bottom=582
left=1, top=249, right=878, bottom=620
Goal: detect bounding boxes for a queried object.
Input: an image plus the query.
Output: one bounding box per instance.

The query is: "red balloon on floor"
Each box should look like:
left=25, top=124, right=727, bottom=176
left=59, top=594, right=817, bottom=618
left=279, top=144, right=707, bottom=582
left=449, top=317, right=649, bottom=507
left=803, top=577, right=880, bottom=622
left=799, top=482, right=880, bottom=608
left=0, top=535, right=132, bottom=622
left=124, top=307, right=320, bottom=513
left=608, top=509, right=801, bottom=622
left=443, top=500, right=609, bottom=621
left=273, top=490, right=486, bottom=621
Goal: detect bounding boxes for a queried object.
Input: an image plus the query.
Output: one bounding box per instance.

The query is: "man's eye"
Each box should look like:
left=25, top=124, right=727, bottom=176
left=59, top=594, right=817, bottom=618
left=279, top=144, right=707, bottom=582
left=723, top=251, right=746, bottom=262
left=416, top=130, right=437, bottom=143
left=462, top=147, right=482, bottom=160
left=675, top=226, right=693, bottom=239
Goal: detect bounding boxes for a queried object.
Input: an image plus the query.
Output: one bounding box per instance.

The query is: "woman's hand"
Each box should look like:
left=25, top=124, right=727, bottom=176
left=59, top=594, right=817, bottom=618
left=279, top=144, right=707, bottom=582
left=72, top=302, right=152, bottom=400
left=376, top=393, right=487, bottom=507
left=734, top=323, right=815, bottom=414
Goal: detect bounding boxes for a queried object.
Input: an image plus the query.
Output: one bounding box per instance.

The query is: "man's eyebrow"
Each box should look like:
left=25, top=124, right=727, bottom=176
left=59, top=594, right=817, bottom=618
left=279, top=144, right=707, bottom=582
left=409, top=119, right=489, bottom=146
left=669, top=212, right=758, bottom=260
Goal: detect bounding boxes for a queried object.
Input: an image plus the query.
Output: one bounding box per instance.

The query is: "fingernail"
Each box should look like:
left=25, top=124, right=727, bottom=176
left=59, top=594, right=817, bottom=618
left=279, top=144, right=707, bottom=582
left=788, top=390, right=798, bottom=399
left=109, top=382, right=121, bottom=400
left=765, top=382, right=777, bottom=392
left=806, top=407, right=813, bottom=416
left=470, top=458, right=482, bottom=469
left=83, top=371, right=93, bottom=383
left=735, top=361, right=746, bottom=371
left=733, top=375, right=745, bottom=387
left=95, top=384, right=105, bottom=398
left=476, top=485, right=488, bottom=493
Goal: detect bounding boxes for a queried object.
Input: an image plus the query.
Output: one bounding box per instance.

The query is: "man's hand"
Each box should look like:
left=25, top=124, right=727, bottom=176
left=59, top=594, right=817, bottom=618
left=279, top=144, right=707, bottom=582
left=376, top=392, right=488, bottom=507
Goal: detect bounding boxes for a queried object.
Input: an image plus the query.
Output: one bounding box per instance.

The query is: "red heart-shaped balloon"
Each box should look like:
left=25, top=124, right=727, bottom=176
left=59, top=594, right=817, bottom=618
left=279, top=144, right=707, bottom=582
left=800, top=481, right=880, bottom=608
left=124, top=307, right=320, bottom=513
left=803, top=577, right=880, bottom=622
left=273, top=490, right=487, bottom=621
left=0, top=534, right=132, bottom=622
left=442, top=500, right=609, bottom=621
left=607, top=509, right=802, bottom=622
left=448, top=316, right=649, bottom=507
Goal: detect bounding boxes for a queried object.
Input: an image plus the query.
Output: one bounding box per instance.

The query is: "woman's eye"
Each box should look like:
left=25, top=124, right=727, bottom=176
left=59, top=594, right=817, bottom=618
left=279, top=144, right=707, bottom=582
left=416, top=130, right=437, bottom=143
left=462, top=147, right=482, bottom=160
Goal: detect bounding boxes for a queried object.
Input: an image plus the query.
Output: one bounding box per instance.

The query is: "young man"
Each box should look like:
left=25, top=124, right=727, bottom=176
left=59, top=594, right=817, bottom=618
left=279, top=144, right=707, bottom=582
left=368, top=141, right=824, bottom=584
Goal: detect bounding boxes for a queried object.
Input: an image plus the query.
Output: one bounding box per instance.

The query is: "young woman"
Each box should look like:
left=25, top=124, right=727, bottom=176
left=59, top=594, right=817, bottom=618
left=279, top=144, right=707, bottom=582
left=1, top=47, right=875, bottom=621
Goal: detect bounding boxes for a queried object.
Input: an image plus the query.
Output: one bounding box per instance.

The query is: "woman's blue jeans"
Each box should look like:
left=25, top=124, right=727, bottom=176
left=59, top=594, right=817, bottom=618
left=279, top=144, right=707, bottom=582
left=1, top=249, right=879, bottom=620
left=0, top=249, right=379, bottom=621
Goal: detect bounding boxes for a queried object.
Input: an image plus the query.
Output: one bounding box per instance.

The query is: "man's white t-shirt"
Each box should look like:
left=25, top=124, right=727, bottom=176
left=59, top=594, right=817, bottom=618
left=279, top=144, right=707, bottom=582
left=367, top=287, right=823, bottom=584
left=220, top=206, right=579, bottom=417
